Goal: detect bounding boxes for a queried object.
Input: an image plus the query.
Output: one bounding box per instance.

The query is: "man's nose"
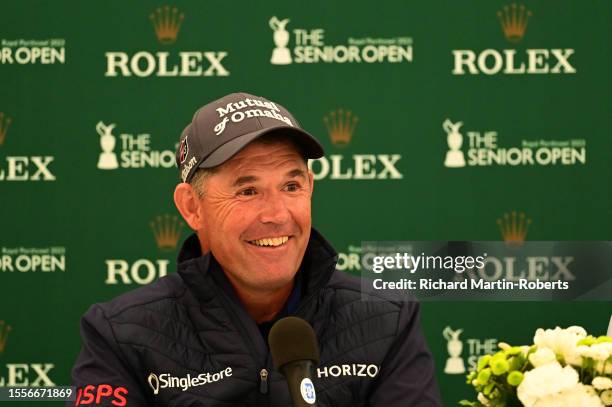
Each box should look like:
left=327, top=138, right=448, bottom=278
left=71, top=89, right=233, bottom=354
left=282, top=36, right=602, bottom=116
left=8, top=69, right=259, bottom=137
left=259, top=191, right=290, bottom=224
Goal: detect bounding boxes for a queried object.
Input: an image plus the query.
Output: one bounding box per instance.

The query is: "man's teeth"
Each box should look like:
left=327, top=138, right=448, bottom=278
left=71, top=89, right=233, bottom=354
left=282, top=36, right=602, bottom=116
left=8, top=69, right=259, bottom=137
left=250, top=236, right=289, bottom=247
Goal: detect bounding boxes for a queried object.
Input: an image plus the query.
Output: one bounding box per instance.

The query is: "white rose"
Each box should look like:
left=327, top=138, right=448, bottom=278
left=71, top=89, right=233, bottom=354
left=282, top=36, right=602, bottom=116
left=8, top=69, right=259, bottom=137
left=532, top=384, right=603, bottom=407
left=562, top=384, right=603, bottom=407
left=517, top=362, right=579, bottom=407
left=566, top=326, right=588, bottom=337
left=533, top=326, right=586, bottom=366
left=593, top=343, right=612, bottom=361
left=529, top=347, right=557, bottom=367
left=581, top=344, right=611, bottom=361
left=585, top=385, right=599, bottom=396
left=593, top=377, right=612, bottom=390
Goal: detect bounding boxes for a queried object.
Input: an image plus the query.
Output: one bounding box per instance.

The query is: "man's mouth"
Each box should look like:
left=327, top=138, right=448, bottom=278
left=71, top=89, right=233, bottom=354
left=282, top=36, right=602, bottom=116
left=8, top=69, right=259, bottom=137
left=246, top=236, right=290, bottom=247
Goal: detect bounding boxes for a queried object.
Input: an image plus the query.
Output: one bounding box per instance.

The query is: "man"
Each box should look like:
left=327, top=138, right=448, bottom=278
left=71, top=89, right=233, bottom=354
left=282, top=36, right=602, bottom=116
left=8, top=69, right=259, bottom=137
left=71, top=92, right=441, bottom=406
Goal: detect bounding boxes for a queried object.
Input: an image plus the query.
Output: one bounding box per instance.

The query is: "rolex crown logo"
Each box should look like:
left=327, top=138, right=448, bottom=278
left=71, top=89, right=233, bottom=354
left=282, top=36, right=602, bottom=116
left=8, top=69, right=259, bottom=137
left=0, top=112, right=13, bottom=147
left=150, top=5, right=185, bottom=45
left=0, top=320, right=12, bottom=354
left=323, top=109, right=358, bottom=147
left=150, top=214, right=184, bottom=251
left=497, top=3, right=532, bottom=42
left=497, top=211, right=531, bottom=246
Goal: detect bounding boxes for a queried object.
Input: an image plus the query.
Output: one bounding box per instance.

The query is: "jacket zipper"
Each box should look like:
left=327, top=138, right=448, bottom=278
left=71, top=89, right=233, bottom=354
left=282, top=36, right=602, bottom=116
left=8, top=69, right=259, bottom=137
left=259, top=368, right=269, bottom=394
left=209, top=255, right=336, bottom=404
left=209, top=281, right=272, bottom=404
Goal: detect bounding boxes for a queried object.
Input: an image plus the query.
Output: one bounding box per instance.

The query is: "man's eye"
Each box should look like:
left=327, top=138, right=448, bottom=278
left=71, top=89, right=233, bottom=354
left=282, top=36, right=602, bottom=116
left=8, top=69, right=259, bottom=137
left=284, top=182, right=300, bottom=192
left=238, top=188, right=256, bottom=196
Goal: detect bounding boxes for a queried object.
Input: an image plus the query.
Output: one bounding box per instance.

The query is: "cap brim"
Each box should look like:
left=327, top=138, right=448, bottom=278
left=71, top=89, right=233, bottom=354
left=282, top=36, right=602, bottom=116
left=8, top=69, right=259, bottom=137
left=198, top=126, right=324, bottom=169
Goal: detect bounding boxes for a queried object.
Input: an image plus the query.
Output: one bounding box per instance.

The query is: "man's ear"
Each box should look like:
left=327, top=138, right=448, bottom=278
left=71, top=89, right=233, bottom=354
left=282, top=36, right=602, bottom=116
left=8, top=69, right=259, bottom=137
left=174, top=183, right=202, bottom=230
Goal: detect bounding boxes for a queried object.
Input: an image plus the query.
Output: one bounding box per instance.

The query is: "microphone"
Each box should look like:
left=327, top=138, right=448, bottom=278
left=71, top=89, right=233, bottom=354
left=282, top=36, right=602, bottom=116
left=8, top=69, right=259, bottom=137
left=269, top=317, right=320, bottom=406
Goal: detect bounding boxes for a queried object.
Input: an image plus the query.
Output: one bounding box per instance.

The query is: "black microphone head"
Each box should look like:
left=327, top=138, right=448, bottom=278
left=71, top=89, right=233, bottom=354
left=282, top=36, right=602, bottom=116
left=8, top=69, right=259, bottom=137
left=268, top=316, right=320, bottom=369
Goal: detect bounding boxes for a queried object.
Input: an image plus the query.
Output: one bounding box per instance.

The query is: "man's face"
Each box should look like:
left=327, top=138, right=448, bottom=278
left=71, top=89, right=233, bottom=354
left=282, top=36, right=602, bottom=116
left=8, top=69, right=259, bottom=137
left=196, top=139, right=313, bottom=294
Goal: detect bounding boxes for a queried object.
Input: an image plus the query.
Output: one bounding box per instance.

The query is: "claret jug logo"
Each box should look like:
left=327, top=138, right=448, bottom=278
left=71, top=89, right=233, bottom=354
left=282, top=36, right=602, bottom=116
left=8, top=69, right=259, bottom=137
left=452, top=3, right=576, bottom=75
left=0, top=323, right=57, bottom=387
left=442, top=326, right=499, bottom=375
left=308, top=109, right=403, bottom=181
left=96, top=122, right=119, bottom=170
left=268, top=16, right=413, bottom=65
left=150, top=5, right=185, bottom=45
left=443, top=119, right=466, bottom=168
left=497, top=211, right=531, bottom=246
left=95, top=121, right=176, bottom=170
left=441, top=118, right=586, bottom=168
left=0, top=113, right=56, bottom=181
left=269, top=17, right=292, bottom=65
left=443, top=326, right=466, bottom=374
left=105, top=5, right=229, bottom=77
left=105, top=214, right=184, bottom=285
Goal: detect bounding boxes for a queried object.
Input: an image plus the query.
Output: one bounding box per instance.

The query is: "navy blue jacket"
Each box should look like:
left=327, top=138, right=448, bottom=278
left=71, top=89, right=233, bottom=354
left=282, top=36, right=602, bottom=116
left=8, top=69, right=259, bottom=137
left=70, top=229, right=441, bottom=406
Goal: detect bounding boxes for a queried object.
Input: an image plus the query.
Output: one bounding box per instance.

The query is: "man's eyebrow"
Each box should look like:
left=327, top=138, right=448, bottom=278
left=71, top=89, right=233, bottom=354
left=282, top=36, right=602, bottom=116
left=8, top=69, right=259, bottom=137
left=232, top=175, right=258, bottom=187
left=231, top=169, right=306, bottom=187
left=287, top=168, right=307, bottom=179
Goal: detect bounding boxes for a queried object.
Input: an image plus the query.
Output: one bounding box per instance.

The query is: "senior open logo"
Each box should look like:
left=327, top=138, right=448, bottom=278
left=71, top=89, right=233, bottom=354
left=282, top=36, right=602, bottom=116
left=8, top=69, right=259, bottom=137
left=267, top=15, right=413, bottom=65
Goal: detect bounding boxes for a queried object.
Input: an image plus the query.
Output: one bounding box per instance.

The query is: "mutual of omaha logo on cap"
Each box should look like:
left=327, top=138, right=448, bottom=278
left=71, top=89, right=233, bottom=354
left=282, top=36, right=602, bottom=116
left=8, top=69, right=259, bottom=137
left=176, top=92, right=324, bottom=183
left=212, top=96, right=294, bottom=136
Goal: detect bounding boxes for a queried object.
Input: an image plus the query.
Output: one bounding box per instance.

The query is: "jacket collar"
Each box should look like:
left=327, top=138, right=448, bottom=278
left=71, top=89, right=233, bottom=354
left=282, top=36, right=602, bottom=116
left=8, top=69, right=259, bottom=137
left=177, top=228, right=338, bottom=300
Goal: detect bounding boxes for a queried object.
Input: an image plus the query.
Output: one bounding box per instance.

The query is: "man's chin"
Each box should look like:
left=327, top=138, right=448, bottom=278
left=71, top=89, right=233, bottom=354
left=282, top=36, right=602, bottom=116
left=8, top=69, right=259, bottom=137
left=247, top=265, right=298, bottom=289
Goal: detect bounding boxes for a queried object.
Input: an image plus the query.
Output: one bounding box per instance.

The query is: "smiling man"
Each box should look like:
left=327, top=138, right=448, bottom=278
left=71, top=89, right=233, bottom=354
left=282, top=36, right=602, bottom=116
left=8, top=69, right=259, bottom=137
left=70, top=93, right=441, bottom=406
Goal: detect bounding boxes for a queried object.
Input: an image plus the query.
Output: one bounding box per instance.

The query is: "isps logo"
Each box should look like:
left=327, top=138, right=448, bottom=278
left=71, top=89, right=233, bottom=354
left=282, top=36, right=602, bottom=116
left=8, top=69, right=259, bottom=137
left=308, top=109, right=403, bottom=181
left=75, top=385, right=127, bottom=406
left=105, top=214, right=184, bottom=285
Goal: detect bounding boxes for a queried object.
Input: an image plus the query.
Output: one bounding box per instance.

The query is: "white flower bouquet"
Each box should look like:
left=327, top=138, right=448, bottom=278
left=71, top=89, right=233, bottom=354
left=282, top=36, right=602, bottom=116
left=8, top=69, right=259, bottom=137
left=460, top=326, right=612, bottom=406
